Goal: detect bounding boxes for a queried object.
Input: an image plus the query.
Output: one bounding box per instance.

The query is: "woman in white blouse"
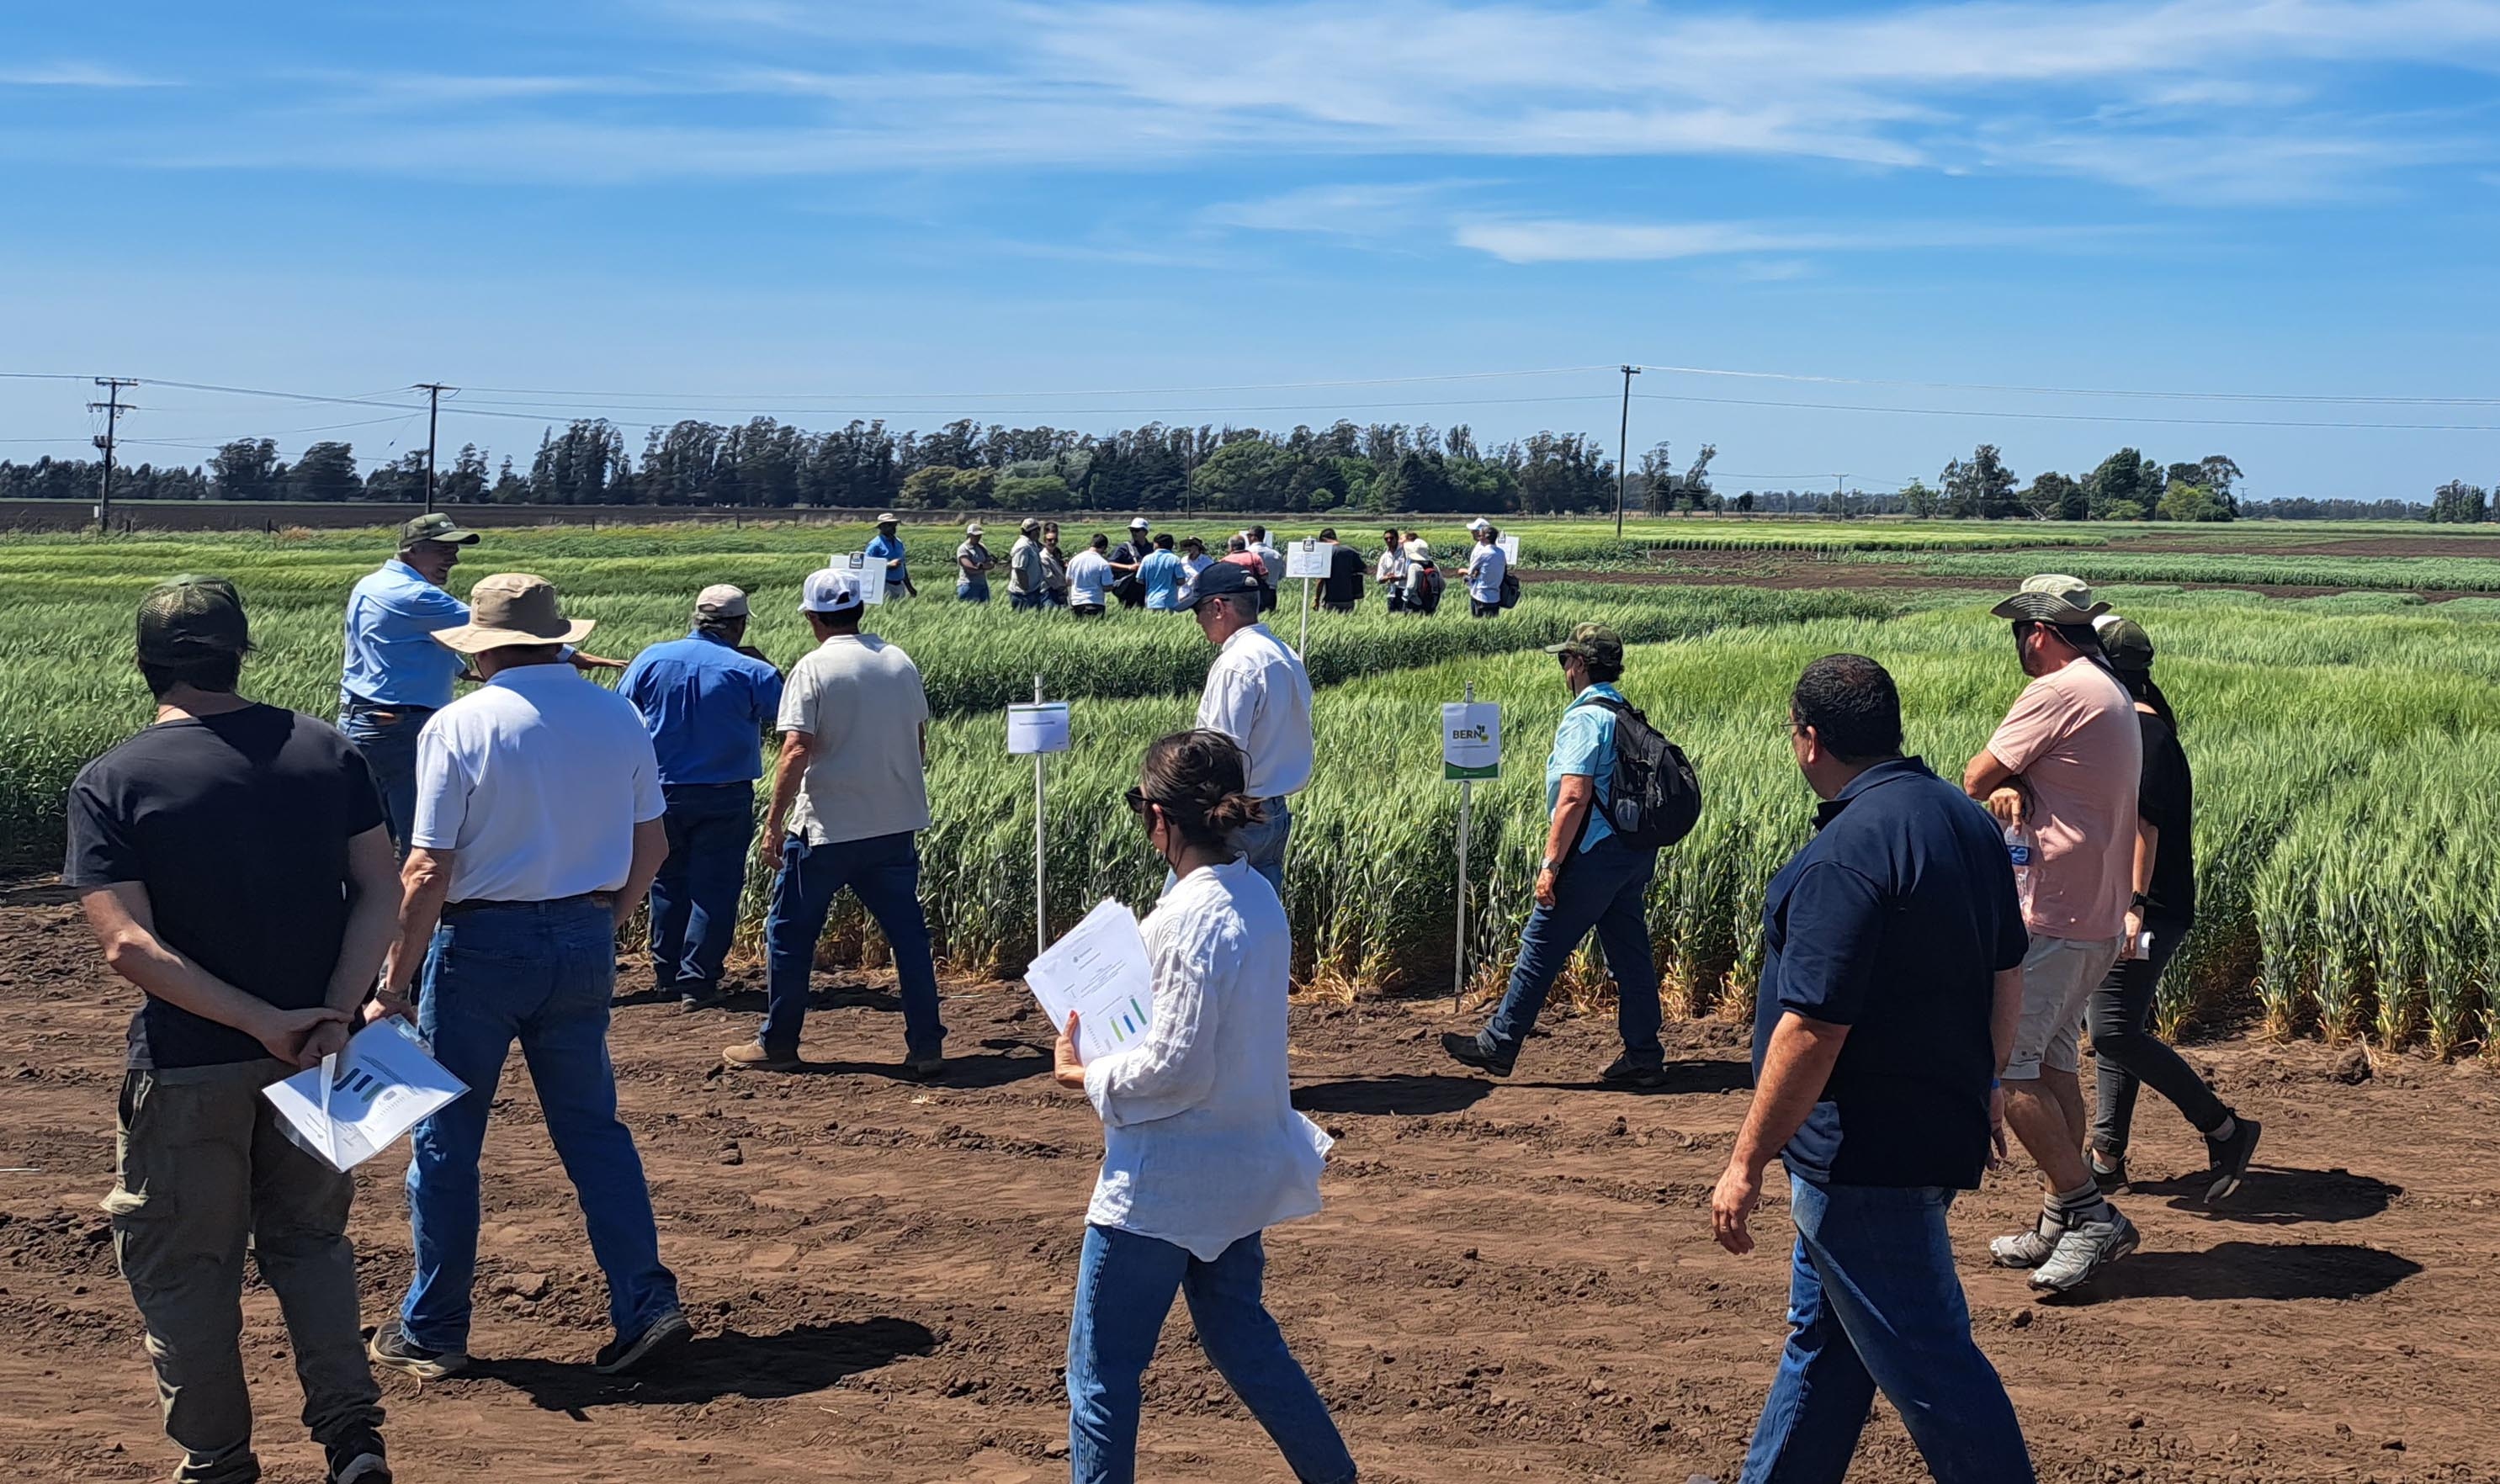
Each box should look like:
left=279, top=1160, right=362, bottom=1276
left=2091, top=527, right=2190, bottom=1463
left=1052, top=730, right=1354, bottom=1484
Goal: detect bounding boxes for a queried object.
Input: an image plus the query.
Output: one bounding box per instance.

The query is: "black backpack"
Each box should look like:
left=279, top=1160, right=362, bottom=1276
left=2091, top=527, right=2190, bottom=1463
left=1584, top=696, right=1701, bottom=849
left=1498, top=569, right=1521, bottom=609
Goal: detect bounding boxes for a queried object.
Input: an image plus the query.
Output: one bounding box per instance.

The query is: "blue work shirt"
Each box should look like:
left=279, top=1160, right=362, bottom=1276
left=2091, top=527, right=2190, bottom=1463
left=340, top=559, right=470, bottom=710
left=1547, top=682, right=1625, bottom=852
left=1753, top=757, right=2030, bottom=1190
left=619, top=629, right=785, bottom=787
left=865, top=532, right=907, bottom=586
left=1139, top=550, right=1186, bottom=610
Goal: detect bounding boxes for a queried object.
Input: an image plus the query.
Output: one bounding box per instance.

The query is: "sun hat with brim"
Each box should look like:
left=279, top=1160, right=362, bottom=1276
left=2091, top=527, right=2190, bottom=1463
left=1988, top=572, right=2110, bottom=625
left=875, top=511, right=900, bottom=525
left=1177, top=559, right=1263, bottom=610
left=694, top=583, right=749, bottom=619
left=136, top=575, right=252, bottom=665
left=397, top=511, right=480, bottom=549
left=1542, top=621, right=1623, bottom=670
left=431, top=573, right=594, bottom=655
left=2096, top=616, right=2155, bottom=670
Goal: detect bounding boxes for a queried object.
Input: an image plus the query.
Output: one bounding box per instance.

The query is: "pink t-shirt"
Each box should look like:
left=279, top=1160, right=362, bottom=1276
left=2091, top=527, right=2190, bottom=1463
left=1987, top=660, right=2142, bottom=941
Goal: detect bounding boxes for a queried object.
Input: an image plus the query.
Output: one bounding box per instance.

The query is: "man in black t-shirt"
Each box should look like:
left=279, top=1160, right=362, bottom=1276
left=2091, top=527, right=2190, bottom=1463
left=1313, top=527, right=1366, bottom=612
left=66, top=576, right=400, bottom=1484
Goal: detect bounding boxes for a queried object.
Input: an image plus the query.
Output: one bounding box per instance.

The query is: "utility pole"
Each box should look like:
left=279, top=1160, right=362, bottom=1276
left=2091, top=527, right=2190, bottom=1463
left=415, top=383, right=454, bottom=513
left=1615, top=364, right=1641, bottom=538
left=88, top=378, right=137, bottom=535
left=1835, top=473, right=1846, bottom=521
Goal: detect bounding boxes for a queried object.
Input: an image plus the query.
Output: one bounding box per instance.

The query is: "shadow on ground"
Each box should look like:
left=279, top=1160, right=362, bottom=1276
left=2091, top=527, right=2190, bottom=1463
left=2060, top=1241, right=2421, bottom=1306
left=1294, top=1073, right=1494, bottom=1116
left=473, top=1317, right=939, bottom=1412
left=2133, top=1166, right=2402, bottom=1225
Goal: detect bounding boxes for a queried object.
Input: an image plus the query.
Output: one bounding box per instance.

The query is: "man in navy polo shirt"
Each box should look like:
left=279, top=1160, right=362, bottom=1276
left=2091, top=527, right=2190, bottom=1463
left=1711, top=654, right=2035, bottom=1484
left=620, top=585, right=784, bottom=1009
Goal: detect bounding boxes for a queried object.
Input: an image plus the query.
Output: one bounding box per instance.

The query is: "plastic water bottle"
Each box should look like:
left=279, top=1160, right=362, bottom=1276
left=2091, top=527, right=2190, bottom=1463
left=2004, top=824, right=2035, bottom=918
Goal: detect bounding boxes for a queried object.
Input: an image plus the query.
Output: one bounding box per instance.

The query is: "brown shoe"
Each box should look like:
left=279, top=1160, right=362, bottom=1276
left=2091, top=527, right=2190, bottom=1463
left=722, top=1041, right=801, bottom=1072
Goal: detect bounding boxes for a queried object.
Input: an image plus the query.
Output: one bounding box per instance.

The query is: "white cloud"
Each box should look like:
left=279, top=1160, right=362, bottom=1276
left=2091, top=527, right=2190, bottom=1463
left=1447, top=217, right=2106, bottom=263
left=0, top=62, right=164, bottom=88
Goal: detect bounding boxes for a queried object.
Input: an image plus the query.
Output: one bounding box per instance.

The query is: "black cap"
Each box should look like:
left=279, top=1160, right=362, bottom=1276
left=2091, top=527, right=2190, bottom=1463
left=1178, top=559, right=1265, bottom=610
left=135, top=575, right=252, bottom=665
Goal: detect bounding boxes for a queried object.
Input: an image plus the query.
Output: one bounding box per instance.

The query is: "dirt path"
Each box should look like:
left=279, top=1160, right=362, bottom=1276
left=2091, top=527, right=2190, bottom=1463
left=3, top=884, right=2492, bottom=1483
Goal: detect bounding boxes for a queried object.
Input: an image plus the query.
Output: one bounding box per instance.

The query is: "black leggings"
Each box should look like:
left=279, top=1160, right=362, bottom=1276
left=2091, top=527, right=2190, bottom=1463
left=2088, top=914, right=2231, bottom=1157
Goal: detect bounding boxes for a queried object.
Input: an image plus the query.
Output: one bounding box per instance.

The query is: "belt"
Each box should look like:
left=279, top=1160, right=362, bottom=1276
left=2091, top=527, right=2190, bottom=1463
left=443, top=891, right=614, bottom=916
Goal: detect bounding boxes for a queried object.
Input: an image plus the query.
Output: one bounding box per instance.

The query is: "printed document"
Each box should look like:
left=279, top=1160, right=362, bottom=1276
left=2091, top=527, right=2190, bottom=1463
left=263, top=1018, right=469, bottom=1172
left=1026, top=897, right=1156, bottom=1063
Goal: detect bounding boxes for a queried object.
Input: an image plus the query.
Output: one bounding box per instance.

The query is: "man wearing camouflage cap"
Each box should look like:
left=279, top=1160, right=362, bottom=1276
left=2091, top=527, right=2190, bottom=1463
left=68, top=576, right=398, bottom=1484
left=620, top=585, right=786, bottom=1010
left=1963, top=575, right=2143, bottom=1295
left=1444, top=622, right=1669, bottom=1087
left=339, top=513, right=619, bottom=856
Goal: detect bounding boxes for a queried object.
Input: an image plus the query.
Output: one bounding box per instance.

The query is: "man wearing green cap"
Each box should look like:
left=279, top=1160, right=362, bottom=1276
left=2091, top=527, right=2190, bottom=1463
left=1444, top=622, right=1668, bottom=1086
left=1963, top=574, right=2143, bottom=1296
left=68, top=576, right=398, bottom=1484
left=339, top=514, right=618, bottom=856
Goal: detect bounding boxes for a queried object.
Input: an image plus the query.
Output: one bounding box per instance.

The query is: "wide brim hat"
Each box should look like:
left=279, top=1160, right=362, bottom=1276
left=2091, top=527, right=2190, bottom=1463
left=1989, top=572, right=2110, bottom=624
left=432, top=572, right=594, bottom=655
left=875, top=511, right=900, bottom=525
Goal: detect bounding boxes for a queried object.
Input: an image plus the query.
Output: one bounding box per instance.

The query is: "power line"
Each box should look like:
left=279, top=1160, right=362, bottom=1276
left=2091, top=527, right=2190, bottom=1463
left=454, top=365, right=1621, bottom=403
left=1636, top=363, right=2500, bottom=408
left=1635, top=390, right=2500, bottom=434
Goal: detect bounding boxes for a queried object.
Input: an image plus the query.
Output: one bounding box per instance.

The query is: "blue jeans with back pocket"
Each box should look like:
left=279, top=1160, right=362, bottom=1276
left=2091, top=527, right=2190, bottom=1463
left=399, top=898, right=680, bottom=1352
left=758, top=831, right=945, bottom=1060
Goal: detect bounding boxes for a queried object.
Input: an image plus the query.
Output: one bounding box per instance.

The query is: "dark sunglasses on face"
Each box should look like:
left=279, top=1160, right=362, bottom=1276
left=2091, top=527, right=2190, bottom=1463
left=1123, top=785, right=1154, bottom=815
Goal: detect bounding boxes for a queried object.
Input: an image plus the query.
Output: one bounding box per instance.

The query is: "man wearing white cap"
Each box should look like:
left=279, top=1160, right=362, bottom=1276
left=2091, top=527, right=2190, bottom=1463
left=956, top=523, right=995, bottom=602
left=865, top=513, right=915, bottom=599
left=729, top=568, right=946, bottom=1076
left=1110, top=517, right=1153, bottom=608
left=620, top=586, right=786, bottom=1009
left=369, top=573, right=688, bottom=1382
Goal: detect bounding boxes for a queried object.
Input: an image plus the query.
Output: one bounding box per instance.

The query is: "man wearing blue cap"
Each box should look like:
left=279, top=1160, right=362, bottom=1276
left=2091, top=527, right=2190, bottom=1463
left=728, top=567, right=946, bottom=1076
left=1180, top=560, right=1311, bottom=901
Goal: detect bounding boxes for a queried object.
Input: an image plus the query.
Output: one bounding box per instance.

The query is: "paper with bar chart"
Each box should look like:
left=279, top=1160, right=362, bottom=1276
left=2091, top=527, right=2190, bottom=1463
left=1025, top=897, right=1158, bottom=1064
left=262, top=1017, right=470, bottom=1173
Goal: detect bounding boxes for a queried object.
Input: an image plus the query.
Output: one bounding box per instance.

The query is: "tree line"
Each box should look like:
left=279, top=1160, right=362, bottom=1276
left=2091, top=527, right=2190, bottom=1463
left=0, top=416, right=2483, bottom=522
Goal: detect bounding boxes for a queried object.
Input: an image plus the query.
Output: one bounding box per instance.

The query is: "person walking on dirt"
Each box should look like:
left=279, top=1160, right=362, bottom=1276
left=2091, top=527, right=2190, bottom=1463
left=71, top=575, right=398, bottom=1484
left=366, top=573, right=689, bottom=1383
left=2084, top=617, right=2260, bottom=1200
left=619, top=585, right=784, bottom=1011
left=1181, top=560, right=1313, bottom=903
left=1963, top=575, right=2143, bottom=1296
left=865, top=512, right=915, bottom=599
left=1712, top=654, right=2036, bottom=1484
left=340, top=513, right=620, bottom=856
left=1051, top=729, right=1353, bottom=1484
left=1442, top=623, right=1668, bottom=1087
left=728, top=567, right=947, bottom=1076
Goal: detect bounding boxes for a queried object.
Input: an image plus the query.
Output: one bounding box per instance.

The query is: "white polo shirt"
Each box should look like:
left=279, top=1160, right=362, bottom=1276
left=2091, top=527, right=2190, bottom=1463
left=410, top=663, right=665, bottom=904
left=1195, top=623, right=1314, bottom=800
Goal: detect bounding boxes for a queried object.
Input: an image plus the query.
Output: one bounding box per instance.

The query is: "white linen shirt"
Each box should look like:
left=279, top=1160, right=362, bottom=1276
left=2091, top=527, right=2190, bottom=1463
left=409, top=663, right=665, bottom=903
left=1083, top=860, right=1332, bottom=1260
left=1195, top=623, right=1314, bottom=800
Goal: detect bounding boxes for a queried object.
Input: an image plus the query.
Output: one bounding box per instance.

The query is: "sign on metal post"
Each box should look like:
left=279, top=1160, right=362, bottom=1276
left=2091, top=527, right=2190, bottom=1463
left=1008, top=676, right=1070, bottom=957
left=827, top=552, right=889, bottom=605
left=1442, top=686, right=1500, bottom=1009
left=1497, top=533, right=1520, bottom=569
left=1286, top=537, right=1329, bottom=656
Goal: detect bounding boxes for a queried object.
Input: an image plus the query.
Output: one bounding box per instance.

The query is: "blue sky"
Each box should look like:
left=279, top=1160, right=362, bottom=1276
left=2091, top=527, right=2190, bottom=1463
left=3, top=0, right=2497, bottom=500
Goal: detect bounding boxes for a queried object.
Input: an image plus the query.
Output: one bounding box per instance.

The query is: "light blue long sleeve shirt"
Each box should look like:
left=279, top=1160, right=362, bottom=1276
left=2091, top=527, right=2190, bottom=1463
left=340, top=559, right=469, bottom=710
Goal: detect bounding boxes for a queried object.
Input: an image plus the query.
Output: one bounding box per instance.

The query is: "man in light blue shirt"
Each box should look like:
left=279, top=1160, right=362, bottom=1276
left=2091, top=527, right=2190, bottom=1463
left=864, top=513, right=913, bottom=598
left=620, top=585, right=785, bottom=1008
left=1445, top=622, right=1666, bottom=1085
left=1139, top=534, right=1186, bottom=612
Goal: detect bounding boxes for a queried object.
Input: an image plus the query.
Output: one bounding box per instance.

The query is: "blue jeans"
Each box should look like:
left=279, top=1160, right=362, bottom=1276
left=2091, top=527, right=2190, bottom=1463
left=1480, top=835, right=1663, bottom=1064
left=1010, top=590, right=1047, bottom=612
left=1067, top=1226, right=1355, bottom=1484
left=760, top=832, right=944, bottom=1059
left=958, top=578, right=990, bottom=602
left=401, top=898, right=680, bottom=1352
left=1739, top=1179, right=2033, bottom=1484
left=648, top=782, right=756, bottom=991
left=338, top=696, right=434, bottom=858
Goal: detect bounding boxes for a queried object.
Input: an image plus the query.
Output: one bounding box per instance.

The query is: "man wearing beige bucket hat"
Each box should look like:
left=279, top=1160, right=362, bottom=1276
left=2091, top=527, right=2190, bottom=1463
left=366, top=573, right=693, bottom=1382
left=1962, top=574, right=2143, bottom=1296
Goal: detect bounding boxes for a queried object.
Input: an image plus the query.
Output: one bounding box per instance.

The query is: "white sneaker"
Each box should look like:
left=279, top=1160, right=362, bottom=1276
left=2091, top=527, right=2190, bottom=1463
left=2030, top=1207, right=2140, bottom=1294
left=1990, top=1211, right=2067, bottom=1269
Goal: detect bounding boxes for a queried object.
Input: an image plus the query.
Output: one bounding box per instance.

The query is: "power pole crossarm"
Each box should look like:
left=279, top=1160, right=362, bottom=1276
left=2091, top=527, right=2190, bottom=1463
left=88, top=378, right=138, bottom=536
left=1615, top=364, right=1641, bottom=539
left=414, top=383, right=455, bottom=513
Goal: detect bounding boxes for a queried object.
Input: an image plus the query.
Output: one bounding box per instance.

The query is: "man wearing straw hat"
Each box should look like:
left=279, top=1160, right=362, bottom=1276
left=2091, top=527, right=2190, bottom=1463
left=1962, top=574, right=2142, bottom=1296
left=621, top=585, right=784, bottom=1010
left=366, top=573, right=690, bottom=1382
left=864, top=512, right=915, bottom=598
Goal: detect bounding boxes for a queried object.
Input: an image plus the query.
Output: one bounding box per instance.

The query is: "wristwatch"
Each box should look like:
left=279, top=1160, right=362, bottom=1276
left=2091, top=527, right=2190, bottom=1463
left=1540, top=856, right=1562, bottom=876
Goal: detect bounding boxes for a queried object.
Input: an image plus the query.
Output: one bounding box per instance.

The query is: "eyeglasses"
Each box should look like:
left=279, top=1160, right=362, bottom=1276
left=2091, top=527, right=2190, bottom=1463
left=1123, top=786, right=1156, bottom=815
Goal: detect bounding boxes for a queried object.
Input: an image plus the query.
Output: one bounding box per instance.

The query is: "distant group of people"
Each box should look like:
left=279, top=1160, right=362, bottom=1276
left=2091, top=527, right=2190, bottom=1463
left=65, top=506, right=2258, bottom=1484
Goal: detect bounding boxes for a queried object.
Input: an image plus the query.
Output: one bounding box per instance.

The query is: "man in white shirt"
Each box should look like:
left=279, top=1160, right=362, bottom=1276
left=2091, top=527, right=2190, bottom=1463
left=368, top=573, right=687, bottom=1384
left=1067, top=533, right=1116, bottom=617
left=1464, top=522, right=1508, bottom=618
left=1007, top=517, right=1048, bottom=612
left=1245, top=524, right=1284, bottom=581
left=1375, top=527, right=1409, bottom=613
left=1180, top=562, right=1314, bottom=901
left=728, top=568, right=946, bottom=1075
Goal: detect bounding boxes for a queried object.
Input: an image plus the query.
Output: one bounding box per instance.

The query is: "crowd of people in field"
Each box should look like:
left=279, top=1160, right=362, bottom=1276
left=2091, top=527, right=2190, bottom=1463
left=66, top=511, right=2258, bottom=1484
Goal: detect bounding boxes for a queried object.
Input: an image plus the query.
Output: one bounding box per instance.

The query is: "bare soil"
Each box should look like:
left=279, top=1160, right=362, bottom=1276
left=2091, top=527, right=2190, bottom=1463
left=2, top=883, right=2492, bottom=1483
left=1528, top=553, right=2478, bottom=602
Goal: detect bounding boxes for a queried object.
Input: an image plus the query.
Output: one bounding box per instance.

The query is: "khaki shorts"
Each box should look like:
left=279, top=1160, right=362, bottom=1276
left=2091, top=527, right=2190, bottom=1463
left=2004, top=933, right=2125, bottom=1082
